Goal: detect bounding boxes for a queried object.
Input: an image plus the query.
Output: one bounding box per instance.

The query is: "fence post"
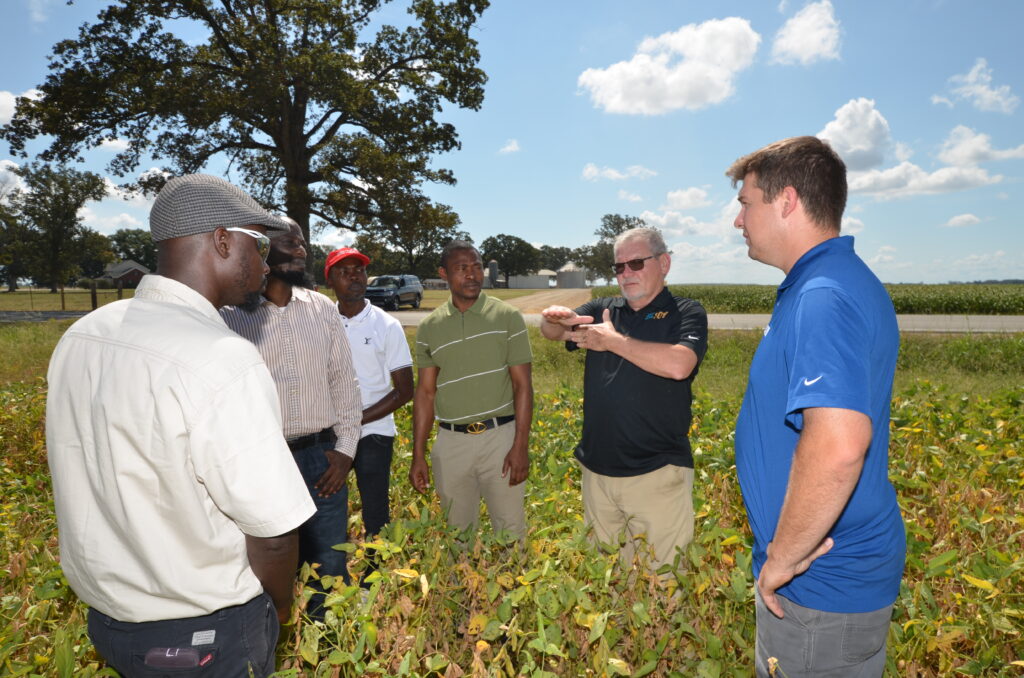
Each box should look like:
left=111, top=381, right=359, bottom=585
left=91, top=280, right=98, bottom=310
left=117, top=279, right=124, bottom=300
left=60, top=285, right=66, bottom=311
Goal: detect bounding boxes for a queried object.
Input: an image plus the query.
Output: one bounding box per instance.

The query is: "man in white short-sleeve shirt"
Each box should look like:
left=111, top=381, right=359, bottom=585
left=325, top=247, right=413, bottom=582
left=46, top=174, right=315, bottom=678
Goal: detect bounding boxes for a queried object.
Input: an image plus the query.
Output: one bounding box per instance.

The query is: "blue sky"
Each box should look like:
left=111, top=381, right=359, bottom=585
left=2, top=0, right=1022, bottom=284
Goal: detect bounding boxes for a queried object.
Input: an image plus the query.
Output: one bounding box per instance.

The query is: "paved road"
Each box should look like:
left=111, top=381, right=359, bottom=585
left=4, top=298, right=1024, bottom=333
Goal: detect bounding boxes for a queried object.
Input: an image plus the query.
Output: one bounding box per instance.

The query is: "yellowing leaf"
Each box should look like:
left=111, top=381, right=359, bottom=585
left=720, top=534, right=741, bottom=546
left=963, top=574, right=995, bottom=591
left=393, top=568, right=419, bottom=579
left=496, top=572, right=514, bottom=589
left=467, top=614, right=487, bottom=635
left=475, top=640, right=490, bottom=654
left=607, top=658, right=631, bottom=676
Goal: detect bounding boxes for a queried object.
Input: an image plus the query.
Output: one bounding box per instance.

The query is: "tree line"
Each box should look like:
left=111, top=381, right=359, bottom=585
left=0, top=158, right=644, bottom=290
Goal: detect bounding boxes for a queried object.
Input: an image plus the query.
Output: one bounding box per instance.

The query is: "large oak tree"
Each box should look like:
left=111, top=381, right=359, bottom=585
left=2, top=0, right=489, bottom=272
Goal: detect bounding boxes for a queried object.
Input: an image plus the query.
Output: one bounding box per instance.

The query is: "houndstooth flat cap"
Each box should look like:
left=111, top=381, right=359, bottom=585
left=149, top=174, right=291, bottom=242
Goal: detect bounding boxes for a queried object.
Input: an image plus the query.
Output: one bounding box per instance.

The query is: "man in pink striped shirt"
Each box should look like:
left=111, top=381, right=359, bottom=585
left=221, top=219, right=361, bottom=621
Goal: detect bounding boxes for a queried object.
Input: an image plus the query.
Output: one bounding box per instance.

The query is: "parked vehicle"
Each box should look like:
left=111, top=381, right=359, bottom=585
left=365, top=274, right=424, bottom=310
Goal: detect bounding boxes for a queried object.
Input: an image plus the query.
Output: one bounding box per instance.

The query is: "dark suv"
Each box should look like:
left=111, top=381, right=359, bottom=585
left=365, top=274, right=424, bottom=310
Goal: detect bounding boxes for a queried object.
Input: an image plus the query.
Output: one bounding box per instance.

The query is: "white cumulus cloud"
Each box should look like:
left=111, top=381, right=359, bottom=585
left=99, top=138, right=131, bottom=152
left=936, top=58, right=1018, bottom=114
left=943, top=214, right=980, bottom=228
left=842, top=216, right=864, bottom=234
left=849, top=161, right=1001, bottom=199
left=938, top=125, right=1024, bottom=166
left=0, top=88, right=42, bottom=125
left=818, top=98, right=890, bottom=170
left=952, top=250, right=1005, bottom=271
left=772, top=1, right=840, bottom=65
left=577, top=17, right=761, bottom=115
left=662, top=187, right=711, bottom=210
left=0, top=159, right=24, bottom=198
left=498, top=139, right=520, bottom=154
left=618, top=190, right=642, bottom=203
left=582, top=163, right=657, bottom=181
left=78, top=206, right=145, bottom=236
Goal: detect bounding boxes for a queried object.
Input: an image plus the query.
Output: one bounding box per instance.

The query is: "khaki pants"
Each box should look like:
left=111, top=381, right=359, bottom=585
left=431, top=422, right=526, bottom=539
left=581, top=464, right=694, bottom=571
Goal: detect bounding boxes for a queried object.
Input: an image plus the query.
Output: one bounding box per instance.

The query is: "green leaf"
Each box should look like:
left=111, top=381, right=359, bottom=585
left=926, top=550, right=959, bottom=577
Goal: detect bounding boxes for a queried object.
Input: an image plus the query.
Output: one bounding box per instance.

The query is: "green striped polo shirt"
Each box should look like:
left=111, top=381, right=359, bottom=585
left=415, top=292, right=532, bottom=424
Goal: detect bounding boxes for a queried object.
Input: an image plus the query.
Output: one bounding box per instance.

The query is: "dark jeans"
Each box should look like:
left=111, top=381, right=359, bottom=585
left=353, top=434, right=394, bottom=585
left=87, top=593, right=277, bottom=677
left=292, top=439, right=350, bottom=619
left=353, top=434, right=395, bottom=537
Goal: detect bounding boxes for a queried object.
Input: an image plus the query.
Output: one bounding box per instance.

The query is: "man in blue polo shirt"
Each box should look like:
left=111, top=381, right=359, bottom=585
left=727, top=136, right=904, bottom=677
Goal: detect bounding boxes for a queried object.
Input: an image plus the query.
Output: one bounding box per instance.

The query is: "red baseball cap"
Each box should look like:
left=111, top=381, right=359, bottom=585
left=324, top=247, right=370, bottom=279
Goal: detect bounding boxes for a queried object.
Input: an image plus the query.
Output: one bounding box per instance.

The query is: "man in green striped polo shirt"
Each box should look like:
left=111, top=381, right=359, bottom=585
left=410, top=241, right=533, bottom=540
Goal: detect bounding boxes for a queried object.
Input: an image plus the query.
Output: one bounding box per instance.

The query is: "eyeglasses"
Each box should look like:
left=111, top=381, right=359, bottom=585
left=225, top=227, right=270, bottom=261
left=612, top=254, right=658, bottom=275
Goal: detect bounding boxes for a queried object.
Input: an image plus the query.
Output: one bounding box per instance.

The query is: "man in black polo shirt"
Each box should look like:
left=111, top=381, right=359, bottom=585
left=541, top=227, right=707, bottom=574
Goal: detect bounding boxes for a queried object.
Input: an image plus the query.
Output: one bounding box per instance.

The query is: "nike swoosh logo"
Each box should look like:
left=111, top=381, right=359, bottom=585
left=687, top=335, right=699, bottom=340
left=803, top=376, right=823, bottom=386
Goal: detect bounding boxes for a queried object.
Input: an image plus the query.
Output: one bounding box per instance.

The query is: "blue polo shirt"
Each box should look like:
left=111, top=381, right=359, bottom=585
left=735, top=236, right=905, bottom=613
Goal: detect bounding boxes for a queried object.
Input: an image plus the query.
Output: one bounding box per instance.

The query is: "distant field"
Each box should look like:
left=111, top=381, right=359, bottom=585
left=0, top=288, right=135, bottom=311
left=591, top=283, right=1024, bottom=315
left=0, top=286, right=535, bottom=313
left=316, top=287, right=534, bottom=312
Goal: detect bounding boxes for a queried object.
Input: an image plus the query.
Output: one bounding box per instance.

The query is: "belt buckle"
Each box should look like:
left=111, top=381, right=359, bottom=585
left=466, top=420, right=487, bottom=435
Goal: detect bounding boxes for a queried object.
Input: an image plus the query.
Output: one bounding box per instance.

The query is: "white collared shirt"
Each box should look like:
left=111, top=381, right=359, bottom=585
left=340, top=299, right=413, bottom=438
left=46, top=274, right=316, bottom=622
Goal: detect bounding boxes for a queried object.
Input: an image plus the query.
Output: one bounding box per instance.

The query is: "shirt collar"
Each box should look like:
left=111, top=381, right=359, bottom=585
left=258, top=284, right=315, bottom=307
left=446, top=291, right=488, bottom=315
left=134, top=274, right=224, bottom=324
left=779, top=235, right=853, bottom=291
left=346, top=298, right=373, bottom=324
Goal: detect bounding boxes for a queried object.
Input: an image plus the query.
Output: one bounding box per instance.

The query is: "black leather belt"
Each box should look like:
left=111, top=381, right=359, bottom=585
left=287, top=427, right=336, bottom=451
left=439, top=415, right=515, bottom=435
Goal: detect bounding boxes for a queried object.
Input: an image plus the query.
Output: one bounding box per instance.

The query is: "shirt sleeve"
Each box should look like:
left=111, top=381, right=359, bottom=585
left=384, top=316, right=413, bottom=372
left=785, top=286, right=873, bottom=431
left=326, top=305, right=362, bottom=458
left=506, top=308, right=532, bottom=366
left=189, top=364, right=316, bottom=538
left=673, top=297, right=709, bottom=365
left=415, top=320, right=437, bottom=369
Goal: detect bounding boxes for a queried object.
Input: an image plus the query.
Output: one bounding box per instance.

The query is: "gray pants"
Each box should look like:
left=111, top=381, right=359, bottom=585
left=755, top=588, right=892, bottom=677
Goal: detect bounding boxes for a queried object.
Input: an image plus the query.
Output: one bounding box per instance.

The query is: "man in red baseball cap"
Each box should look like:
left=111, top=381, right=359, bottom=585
left=325, top=247, right=413, bottom=583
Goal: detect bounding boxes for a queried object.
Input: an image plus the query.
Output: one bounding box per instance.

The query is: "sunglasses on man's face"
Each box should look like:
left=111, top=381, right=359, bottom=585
left=611, top=254, right=658, bottom=275
left=225, top=227, right=271, bottom=261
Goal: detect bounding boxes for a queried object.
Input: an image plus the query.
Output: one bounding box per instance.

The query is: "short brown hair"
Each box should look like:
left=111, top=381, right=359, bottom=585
left=726, top=136, right=847, bottom=231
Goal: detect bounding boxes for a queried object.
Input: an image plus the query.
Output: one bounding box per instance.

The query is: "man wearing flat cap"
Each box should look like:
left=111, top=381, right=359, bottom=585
left=221, top=219, right=361, bottom=621
left=46, top=174, right=316, bottom=677
left=325, top=247, right=413, bottom=582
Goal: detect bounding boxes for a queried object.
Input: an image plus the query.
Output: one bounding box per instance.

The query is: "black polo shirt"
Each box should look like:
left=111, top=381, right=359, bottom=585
left=569, top=288, right=708, bottom=477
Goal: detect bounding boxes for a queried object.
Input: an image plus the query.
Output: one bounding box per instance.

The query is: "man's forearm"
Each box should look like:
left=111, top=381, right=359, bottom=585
left=412, top=390, right=435, bottom=460
left=769, top=408, right=870, bottom=568
left=611, top=336, right=697, bottom=380
left=246, top=531, right=299, bottom=621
